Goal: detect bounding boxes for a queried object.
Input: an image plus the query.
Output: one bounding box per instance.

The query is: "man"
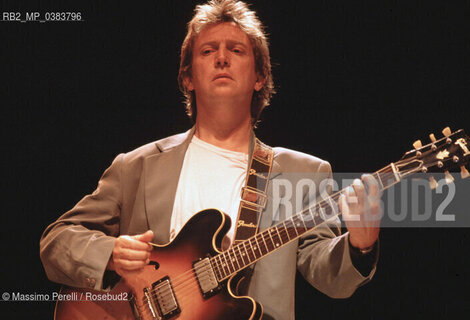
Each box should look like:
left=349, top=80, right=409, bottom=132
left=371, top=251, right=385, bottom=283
left=40, top=0, right=381, bottom=319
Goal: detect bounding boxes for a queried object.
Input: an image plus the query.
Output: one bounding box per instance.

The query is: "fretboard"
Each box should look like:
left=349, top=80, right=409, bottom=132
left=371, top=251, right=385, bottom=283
left=210, top=163, right=401, bottom=281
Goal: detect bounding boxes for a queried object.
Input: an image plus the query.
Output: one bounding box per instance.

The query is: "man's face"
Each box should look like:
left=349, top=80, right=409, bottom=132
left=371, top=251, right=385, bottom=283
left=185, top=22, right=264, bottom=108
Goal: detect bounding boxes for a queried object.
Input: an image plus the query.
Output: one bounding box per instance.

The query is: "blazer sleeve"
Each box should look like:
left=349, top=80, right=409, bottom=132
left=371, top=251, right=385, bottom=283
left=39, top=154, right=124, bottom=291
left=296, top=161, right=378, bottom=298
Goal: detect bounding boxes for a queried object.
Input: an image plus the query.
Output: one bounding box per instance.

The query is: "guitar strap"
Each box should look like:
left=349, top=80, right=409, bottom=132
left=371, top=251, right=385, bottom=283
left=233, top=138, right=274, bottom=245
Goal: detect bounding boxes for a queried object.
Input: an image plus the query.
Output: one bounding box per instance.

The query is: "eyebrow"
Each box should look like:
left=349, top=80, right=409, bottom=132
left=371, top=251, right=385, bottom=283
left=197, top=40, right=249, bottom=49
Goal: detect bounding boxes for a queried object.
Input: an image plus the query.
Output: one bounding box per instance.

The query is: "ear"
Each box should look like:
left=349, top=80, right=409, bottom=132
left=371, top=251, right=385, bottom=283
left=254, top=74, right=266, bottom=92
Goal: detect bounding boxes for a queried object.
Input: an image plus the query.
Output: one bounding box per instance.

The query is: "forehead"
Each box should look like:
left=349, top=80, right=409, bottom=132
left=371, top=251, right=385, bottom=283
left=194, top=22, right=252, bottom=48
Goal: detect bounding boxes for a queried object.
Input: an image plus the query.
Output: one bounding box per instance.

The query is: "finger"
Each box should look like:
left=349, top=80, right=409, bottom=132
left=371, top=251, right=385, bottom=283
left=340, top=192, right=360, bottom=221
left=117, top=236, right=152, bottom=251
left=133, top=230, right=154, bottom=243
left=351, top=179, right=365, bottom=204
left=362, top=174, right=381, bottom=198
left=345, top=186, right=358, bottom=206
left=338, top=193, right=347, bottom=214
left=132, top=230, right=154, bottom=251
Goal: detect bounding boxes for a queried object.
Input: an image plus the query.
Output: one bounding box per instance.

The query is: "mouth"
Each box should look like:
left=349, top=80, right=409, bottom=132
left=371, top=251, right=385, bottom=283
left=213, top=73, right=233, bottom=81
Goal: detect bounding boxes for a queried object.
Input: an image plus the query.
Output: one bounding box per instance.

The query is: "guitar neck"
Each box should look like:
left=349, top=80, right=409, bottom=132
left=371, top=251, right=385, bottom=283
left=210, top=163, right=401, bottom=281
left=210, top=127, right=470, bottom=280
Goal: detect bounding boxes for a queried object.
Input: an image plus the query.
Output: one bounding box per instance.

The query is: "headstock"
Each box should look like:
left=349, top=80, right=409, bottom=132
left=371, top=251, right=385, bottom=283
left=394, top=127, right=470, bottom=189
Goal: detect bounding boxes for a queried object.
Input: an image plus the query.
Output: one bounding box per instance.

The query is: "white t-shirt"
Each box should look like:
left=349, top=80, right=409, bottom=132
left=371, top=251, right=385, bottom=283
left=169, top=135, right=248, bottom=247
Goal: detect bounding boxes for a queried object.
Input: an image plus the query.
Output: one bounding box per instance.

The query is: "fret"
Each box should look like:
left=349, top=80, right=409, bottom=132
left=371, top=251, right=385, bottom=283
left=221, top=252, right=233, bottom=275
left=222, top=251, right=235, bottom=274
left=216, top=256, right=225, bottom=280
left=263, top=230, right=275, bottom=252
left=242, top=241, right=254, bottom=263
left=237, top=244, right=248, bottom=266
left=257, top=233, right=269, bottom=255
left=211, top=256, right=222, bottom=280
left=281, top=221, right=291, bottom=241
left=316, top=205, right=328, bottom=225
left=228, top=248, right=241, bottom=270
left=219, top=254, right=228, bottom=278
left=285, top=218, right=299, bottom=239
left=274, top=225, right=285, bottom=244
left=292, top=215, right=307, bottom=235
left=218, top=256, right=226, bottom=279
left=326, top=196, right=338, bottom=217
left=254, top=237, right=264, bottom=258
left=300, top=212, right=308, bottom=230
left=302, top=208, right=315, bottom=229
left=248, top=237, right=260, bottom=260
left=269, top=227, right=282, bottom=248
left=224, top=251, right=236, bottom=274
left=308, top=206, right=318, bottom=229
left=250, top=237, right=263, bottom=258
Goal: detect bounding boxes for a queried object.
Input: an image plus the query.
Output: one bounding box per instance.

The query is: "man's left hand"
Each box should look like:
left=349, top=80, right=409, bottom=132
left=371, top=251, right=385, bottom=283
left=339, top=174, right=383, bottom=250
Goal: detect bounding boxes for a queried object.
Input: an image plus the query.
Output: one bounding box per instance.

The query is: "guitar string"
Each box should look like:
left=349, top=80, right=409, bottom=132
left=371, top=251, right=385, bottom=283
left=148, top=164, right=408, bottom=314
left=152, top=169, right=395, bottom=289
left=140, top=168, right=397, bottom=304
left=140, top=183, right=385, bottom=314
left=140, top=169, right=397, bottom=305
left=71, top=167, right=399, bottom=317
left=165, top=167, right=396, bottom=287
left=138, top=167, right=396, bottom=307
left=140, top=184, right=397, bottom=315
left=142, top=193, right=378, bottom=316
left=189, top=168, right=395, bottom=283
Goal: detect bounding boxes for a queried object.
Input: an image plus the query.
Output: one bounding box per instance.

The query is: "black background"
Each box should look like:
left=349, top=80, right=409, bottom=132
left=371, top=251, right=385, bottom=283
left=1, top=0, right=470, bottom=318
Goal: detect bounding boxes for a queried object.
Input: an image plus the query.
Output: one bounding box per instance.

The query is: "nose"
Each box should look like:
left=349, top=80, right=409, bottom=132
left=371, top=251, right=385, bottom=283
left=215, top=47, right=230, bottom=68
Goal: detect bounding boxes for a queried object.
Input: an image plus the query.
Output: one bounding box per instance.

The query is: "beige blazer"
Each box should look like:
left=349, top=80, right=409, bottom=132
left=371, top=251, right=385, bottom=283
left=40, top=128, right=376, bottom=319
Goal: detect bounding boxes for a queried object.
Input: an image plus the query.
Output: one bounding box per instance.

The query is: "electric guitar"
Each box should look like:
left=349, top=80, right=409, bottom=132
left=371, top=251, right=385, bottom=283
left=55, top=127, right=470, bottom=320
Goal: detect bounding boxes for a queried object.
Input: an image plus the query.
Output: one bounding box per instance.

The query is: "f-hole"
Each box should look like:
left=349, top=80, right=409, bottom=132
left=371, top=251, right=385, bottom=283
left=149, top=261, right=160, bottom=270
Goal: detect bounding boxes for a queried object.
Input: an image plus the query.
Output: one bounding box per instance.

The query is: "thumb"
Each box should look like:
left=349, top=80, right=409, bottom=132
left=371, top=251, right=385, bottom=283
left=133, top=230, right=154, bottom=243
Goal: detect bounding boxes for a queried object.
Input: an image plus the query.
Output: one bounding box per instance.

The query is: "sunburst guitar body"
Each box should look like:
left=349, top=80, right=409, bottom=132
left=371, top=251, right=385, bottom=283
left=55, top=209, right=262, bottom=320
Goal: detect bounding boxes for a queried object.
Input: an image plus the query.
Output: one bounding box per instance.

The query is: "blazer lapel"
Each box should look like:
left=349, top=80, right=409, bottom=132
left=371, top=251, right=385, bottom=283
left=143, top=128, right=195, bottom=244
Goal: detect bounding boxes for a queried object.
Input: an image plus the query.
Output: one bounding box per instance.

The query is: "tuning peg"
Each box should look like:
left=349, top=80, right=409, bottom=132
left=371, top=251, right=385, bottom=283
left=461, top=166, right=470, bottom=179
left=445, top=171, right=454, bottom=184
left=429, top=176, right=439, bottom=190
left=429, top=133, right=437, bottom=142
left=413, top=140, right=422, bottom=149
left=442, top=127, right=452, bottom=137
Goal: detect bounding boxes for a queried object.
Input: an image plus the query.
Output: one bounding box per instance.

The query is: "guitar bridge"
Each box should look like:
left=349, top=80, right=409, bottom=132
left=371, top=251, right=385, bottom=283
left=193, top=257, right=221, bottom=299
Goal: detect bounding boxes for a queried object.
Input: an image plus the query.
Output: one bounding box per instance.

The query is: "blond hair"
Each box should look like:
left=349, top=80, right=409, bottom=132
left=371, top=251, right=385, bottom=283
left=177, top=0, right=275, bottom=126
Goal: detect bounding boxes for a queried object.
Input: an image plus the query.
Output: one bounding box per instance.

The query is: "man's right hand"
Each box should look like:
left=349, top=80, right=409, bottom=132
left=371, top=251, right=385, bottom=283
left=107, top=230, right=154, bottom=279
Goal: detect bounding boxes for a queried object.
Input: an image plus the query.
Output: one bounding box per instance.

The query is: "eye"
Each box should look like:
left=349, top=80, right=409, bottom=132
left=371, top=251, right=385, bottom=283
left=201, top=48, right=214, bottom=55
left=233, top=47, right=244, bottom=54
